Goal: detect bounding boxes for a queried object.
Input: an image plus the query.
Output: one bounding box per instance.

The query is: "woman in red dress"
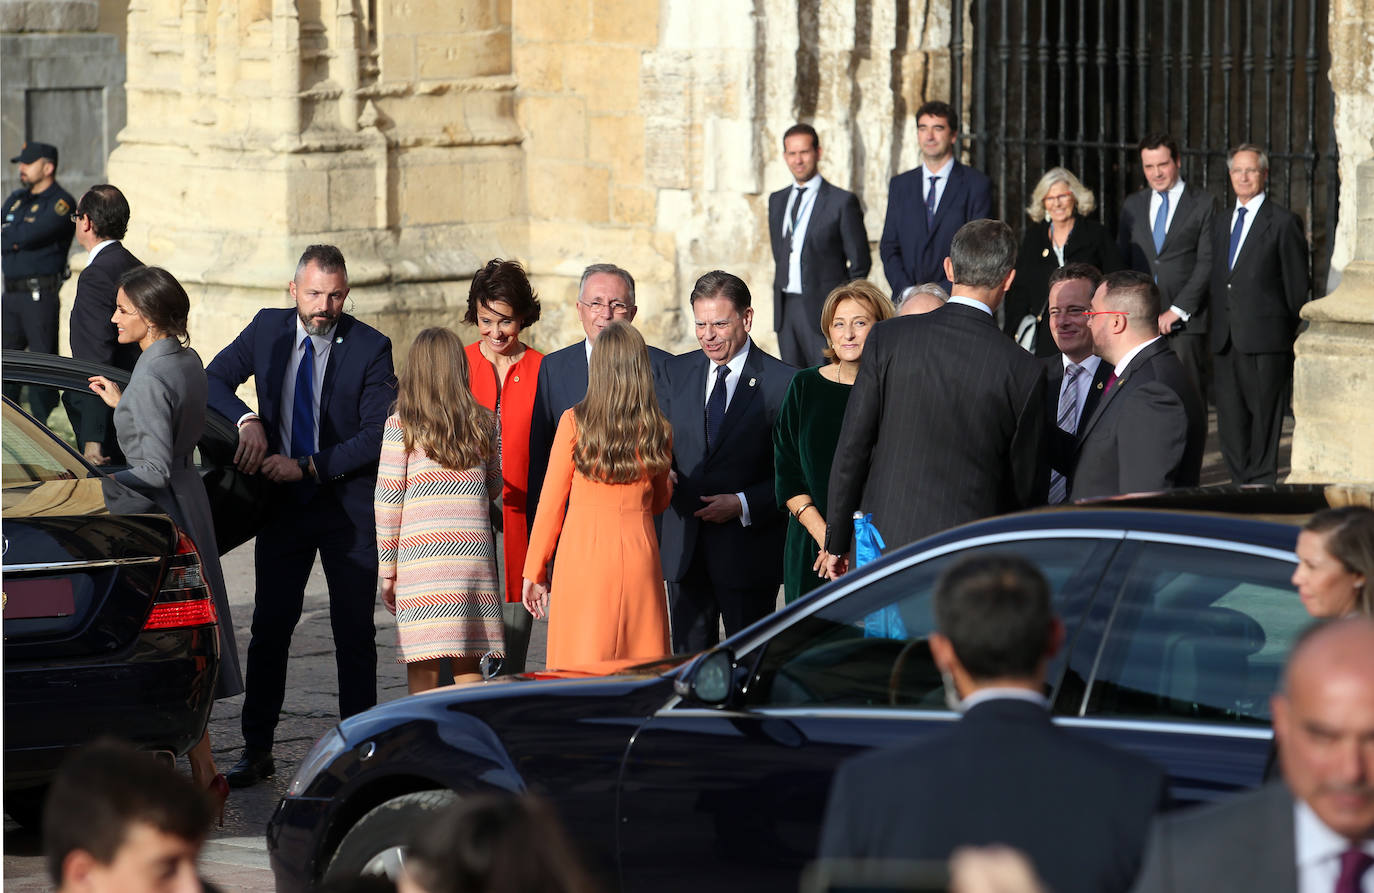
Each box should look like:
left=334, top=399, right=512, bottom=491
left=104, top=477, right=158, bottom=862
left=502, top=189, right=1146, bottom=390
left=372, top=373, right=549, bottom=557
left=464, top=259, right=544, bottom=673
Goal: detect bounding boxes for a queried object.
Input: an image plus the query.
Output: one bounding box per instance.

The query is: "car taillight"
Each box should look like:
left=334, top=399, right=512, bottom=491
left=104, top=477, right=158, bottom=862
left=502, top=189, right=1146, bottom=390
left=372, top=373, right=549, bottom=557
left=143, top=531, right=219, bottom=630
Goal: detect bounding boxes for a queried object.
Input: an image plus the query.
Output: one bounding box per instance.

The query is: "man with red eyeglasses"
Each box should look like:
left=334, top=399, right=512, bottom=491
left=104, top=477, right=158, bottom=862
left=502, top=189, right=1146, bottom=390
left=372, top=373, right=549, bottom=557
left=1066, top=269, right=1205, bottom=501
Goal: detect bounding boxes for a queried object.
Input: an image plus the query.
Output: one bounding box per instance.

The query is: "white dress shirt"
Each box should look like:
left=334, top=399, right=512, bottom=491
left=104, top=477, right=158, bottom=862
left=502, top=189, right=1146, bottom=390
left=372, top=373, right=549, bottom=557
left=1148, top=178, right=1193, bottom=321
left=702, top=339, right=754, bottom=527
left=1228, top=192, right=1267, bottom=264
left=87, top=239, right=114, bottom=263
left=922, top=157, right=954, bottom=214
left=960, top=687, right=1051, bottom=713
left=1295, top=800, right=1374, bottom=893
left=277, top=317, right=335, bottom=456
left=782, top=175, right=822, bottom=294
left=1060, top=353, right=1102, bottom=430
left=947, top=294, right=994, bottom=316
left=1113, top=335, right=1163, bottom=379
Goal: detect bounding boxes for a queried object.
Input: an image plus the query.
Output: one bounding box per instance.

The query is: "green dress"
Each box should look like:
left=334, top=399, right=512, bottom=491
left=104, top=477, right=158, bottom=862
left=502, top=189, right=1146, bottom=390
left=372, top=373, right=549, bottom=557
left=772, top=365, right=853, bottom=603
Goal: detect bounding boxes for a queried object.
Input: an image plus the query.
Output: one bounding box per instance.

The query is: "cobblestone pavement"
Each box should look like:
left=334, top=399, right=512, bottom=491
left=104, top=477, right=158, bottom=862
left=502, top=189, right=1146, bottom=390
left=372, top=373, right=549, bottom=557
left=2, top=410, right=1288, bottom=890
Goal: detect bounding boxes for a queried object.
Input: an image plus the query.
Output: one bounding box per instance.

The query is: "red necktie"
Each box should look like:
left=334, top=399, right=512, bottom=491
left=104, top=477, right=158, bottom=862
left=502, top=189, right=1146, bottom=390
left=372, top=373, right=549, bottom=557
left=1103, top=371, right=1118, bottom=395
left=1336, top=847, right=1373, bottom=893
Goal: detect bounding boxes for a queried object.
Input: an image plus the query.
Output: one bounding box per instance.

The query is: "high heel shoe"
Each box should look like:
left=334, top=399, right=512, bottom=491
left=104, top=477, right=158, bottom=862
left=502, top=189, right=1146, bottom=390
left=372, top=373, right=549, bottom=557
left=206, top=772, right=229, bottom=828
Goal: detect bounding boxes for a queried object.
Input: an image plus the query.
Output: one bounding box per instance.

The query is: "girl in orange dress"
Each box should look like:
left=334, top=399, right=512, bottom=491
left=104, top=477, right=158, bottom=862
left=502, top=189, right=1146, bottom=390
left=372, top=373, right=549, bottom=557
left=463, top=259, right=544, bottom=674
left=522, top=320, right=673, bottom=668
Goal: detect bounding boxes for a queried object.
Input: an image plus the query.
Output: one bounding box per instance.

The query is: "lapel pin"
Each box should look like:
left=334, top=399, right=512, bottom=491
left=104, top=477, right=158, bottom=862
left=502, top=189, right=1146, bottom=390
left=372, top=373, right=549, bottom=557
left=1096, top=381, right=1103, bottom=389
left=335, top=336, right=343, bottom=344
left=748, top=377, right=757, bottom=388
left=1041, top=248, right=1049, bottom=258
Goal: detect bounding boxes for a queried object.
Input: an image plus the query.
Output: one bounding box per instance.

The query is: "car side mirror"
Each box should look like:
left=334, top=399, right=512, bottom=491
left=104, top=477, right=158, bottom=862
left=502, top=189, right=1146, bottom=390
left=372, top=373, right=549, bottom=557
left=674, top=647, right=737, bottom=706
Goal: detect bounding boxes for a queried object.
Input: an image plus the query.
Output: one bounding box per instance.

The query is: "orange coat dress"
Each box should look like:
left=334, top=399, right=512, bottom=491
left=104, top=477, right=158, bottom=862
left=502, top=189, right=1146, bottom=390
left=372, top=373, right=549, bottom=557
left=466, top=341, right=544, bottom=604
left=523, top=409, right=672, bottom=669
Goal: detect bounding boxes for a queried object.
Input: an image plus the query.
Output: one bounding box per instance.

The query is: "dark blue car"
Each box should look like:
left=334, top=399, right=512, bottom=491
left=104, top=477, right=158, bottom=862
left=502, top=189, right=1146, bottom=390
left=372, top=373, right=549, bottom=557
left=268, top=501, right=1318, bottom=892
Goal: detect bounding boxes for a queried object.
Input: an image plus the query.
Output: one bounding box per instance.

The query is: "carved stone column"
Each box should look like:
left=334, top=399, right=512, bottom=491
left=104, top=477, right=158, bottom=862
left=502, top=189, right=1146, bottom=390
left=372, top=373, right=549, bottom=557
left=109, top=0, right=523, bottom=363
left=1288, top=0, right=1374, bottom=483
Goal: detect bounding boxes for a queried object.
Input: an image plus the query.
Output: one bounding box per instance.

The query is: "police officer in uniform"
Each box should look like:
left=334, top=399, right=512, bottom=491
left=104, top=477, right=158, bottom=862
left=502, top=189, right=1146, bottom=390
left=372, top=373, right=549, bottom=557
left=3, top=141, right=76, bottom=421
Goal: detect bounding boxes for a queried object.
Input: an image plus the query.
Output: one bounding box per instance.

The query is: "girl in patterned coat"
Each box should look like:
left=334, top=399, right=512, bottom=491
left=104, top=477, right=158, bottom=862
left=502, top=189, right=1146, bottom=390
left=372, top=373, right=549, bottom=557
left=375, top=326, right=504, bottom=694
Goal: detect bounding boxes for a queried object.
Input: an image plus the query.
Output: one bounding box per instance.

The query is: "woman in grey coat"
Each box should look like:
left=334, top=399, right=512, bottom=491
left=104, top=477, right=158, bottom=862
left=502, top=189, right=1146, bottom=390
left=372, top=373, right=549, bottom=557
left=88, top=265, right=242, bottom=819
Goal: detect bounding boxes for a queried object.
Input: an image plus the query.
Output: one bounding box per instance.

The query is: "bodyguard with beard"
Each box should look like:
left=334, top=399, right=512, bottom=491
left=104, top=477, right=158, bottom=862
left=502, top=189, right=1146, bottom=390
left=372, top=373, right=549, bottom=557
left=207, top=244, right=396, bottom=788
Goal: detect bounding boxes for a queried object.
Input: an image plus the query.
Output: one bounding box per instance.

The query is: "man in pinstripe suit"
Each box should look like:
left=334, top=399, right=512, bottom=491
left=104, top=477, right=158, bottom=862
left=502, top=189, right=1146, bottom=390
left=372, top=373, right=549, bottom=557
left=823, top=219, right=1049, bottom=575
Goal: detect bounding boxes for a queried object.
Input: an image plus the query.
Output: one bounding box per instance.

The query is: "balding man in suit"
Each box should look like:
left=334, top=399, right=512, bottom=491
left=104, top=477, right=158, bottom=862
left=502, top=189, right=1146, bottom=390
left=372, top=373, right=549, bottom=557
left=1068, top=270, right=1205, bottom=501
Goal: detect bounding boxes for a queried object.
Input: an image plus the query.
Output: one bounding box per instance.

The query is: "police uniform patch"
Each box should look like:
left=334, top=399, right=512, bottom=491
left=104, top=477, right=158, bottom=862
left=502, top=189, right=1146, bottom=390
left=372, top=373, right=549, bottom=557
left=54, top=199, right=70, bottom=216
left=29, top=203, right=39, bottom=213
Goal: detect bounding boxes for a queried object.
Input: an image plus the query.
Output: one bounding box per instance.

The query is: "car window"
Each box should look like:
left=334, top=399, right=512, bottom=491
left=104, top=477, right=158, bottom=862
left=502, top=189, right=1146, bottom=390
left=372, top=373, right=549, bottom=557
left=3, top=380, right=206, bottom=469
left=744, top=537, right=1115, bottom=711
left=1084, top=541, right=1301, bottom=727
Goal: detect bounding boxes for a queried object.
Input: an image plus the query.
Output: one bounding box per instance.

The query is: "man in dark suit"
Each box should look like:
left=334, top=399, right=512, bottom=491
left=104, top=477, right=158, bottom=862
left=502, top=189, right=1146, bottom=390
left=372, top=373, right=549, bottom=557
left=1068, top=270, right=1205, bottom=501
left=1042, top=263, right=1111, bottom=504
left=768, top=123, right=870, bottom=368
left=1209, top=144, right=1309, bottom=485
left=527, top=263, right=670, bottom=534
left=820, top=554, right=1166, bottom=893
left=207, top=244, right=396, bottom=787
left=1117, top=133, right=1215, bottom=403
left=67, top=185, right=142, bottom=465
left=1133, top=617, right=1374, bottom=893
left=661, top=270, right=795, bottom=652
left=824, top=219, right=1047, bottom=575
left=879, top=101, right=991, bottom=298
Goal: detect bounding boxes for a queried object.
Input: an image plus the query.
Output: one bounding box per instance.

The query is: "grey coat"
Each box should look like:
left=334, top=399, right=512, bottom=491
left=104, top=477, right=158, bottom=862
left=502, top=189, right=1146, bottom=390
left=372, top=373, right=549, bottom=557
left=111, top=337, right=243, bottom=699
left=1132, top=782, right=1297, bottom=893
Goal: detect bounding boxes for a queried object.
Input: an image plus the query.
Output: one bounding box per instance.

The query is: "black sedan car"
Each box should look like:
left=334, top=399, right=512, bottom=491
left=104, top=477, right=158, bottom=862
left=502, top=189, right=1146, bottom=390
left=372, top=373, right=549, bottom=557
left=268, top=502, right=1316, bottom=892
left=2, top=352, right=264, bottom=827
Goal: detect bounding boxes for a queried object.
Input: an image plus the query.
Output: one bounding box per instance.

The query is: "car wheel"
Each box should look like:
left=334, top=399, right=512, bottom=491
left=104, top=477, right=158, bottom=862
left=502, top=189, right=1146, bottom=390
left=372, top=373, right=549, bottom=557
left=324, top=790, right=458, bottom=882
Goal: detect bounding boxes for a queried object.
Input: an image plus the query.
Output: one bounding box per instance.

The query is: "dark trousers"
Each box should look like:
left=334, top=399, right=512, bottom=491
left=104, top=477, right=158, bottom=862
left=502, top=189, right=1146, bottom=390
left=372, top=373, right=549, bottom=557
left=777, top=292, right=827, bottom=370
left=1214, top=347, right=1290, bottom=485
left=501, top=602, right=533, bottom=674
left=2, top=287, right=60, bottom=422
left=668, top=547, right=777, bottom=653
left=1167, top=330, right=1210, bottom=406
left=240, top=497, right=379, bottom=753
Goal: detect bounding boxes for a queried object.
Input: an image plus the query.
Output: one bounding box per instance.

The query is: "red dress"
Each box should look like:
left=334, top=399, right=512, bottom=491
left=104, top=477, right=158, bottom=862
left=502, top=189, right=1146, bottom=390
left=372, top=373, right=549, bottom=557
left=465, top=341, right=544, bottom=604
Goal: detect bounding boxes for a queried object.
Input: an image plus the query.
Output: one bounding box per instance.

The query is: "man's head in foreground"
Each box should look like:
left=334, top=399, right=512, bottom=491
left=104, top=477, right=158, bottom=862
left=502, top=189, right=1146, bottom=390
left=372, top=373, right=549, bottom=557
left=45, top=739, right=212, bottom=893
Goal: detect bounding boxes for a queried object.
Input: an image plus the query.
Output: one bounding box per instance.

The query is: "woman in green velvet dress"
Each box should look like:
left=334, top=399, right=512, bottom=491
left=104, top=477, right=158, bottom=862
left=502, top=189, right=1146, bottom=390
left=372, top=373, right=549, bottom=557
left=773, top=280, right=894, bottom=603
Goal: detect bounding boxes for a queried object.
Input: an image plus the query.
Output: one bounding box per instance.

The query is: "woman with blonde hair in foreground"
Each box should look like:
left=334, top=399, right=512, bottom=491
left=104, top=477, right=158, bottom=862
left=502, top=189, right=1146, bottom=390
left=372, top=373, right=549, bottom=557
left=375, top=327, right=503, bottom=694
left=522, top=320, right=673, bottom=668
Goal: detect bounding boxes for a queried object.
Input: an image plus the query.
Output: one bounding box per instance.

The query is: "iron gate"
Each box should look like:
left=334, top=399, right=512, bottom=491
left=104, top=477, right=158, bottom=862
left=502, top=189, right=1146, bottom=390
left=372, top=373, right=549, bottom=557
left=953, top=0, right=1337, bottom=295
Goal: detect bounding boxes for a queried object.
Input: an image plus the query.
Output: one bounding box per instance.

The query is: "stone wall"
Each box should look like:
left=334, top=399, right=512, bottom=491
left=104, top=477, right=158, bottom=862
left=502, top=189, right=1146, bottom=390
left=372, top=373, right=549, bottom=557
left=1287, top=0, right=1374, bottom=484
left=17, top=1, right=954, bottom=376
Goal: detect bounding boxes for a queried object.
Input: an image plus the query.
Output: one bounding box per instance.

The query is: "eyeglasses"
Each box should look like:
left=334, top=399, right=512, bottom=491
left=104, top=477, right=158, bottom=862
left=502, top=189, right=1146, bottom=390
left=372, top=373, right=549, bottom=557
left=1046, top=308, right=1087, bottom=319
left=1230, top=167, right=1264, bottom=176
left=1042, top=193, right=1075, bottom=205
left=1082, top=309, right=1129, bottom=320
left=578, top=299, right=632, bottom=317
left=69, top=212, right=85, bottom=223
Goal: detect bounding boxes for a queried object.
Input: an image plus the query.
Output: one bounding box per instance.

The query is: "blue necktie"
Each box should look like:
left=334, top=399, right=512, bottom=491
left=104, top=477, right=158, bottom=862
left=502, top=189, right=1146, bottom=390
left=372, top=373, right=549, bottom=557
left=291, top=336, right=315, bottom=459
left=1228, top=206, right=1248, bottom=270
left=1152, top=190, right=1169, bottom=254
left=925, top=175, right=939, bottom=227
left=705, top=364, right=729, bottom=449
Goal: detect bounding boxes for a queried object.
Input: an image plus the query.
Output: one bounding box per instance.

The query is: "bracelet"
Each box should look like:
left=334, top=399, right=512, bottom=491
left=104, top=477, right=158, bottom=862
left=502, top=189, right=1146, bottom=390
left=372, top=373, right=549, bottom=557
left=792, top=502, right=816, bottom=520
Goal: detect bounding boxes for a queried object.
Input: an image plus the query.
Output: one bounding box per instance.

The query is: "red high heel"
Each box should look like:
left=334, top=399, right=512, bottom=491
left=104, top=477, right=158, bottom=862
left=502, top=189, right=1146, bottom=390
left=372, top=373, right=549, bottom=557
left=206, top=772, right=229, bottom=828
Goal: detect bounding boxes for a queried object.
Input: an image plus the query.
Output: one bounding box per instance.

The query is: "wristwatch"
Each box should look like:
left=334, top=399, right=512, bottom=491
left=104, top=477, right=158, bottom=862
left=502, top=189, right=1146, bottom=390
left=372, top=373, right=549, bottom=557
left=297, top=456, right=312, bottom=479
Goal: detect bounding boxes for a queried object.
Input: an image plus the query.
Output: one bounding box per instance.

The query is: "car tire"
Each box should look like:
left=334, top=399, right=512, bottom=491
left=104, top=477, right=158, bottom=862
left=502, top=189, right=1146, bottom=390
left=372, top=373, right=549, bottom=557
left=323, top=789, right=458, bottom=882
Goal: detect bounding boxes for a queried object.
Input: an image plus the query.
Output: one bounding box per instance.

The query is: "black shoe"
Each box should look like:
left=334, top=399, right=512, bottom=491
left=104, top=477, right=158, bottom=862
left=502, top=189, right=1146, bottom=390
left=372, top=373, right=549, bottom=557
left=226, top=750, right=274, bottom=788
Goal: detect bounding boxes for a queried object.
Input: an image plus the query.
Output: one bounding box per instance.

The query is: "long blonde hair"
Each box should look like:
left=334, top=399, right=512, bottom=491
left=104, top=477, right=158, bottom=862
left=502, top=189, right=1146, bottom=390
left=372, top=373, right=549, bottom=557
left=395, top=327, right=495, bottom=471
left=572, top=320, right=672, bottom=483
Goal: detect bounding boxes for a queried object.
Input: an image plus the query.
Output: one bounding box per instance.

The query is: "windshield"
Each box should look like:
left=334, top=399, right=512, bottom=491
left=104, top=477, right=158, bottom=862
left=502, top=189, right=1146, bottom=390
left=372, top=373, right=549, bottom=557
left=2, top=399, right=103, bottom=516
